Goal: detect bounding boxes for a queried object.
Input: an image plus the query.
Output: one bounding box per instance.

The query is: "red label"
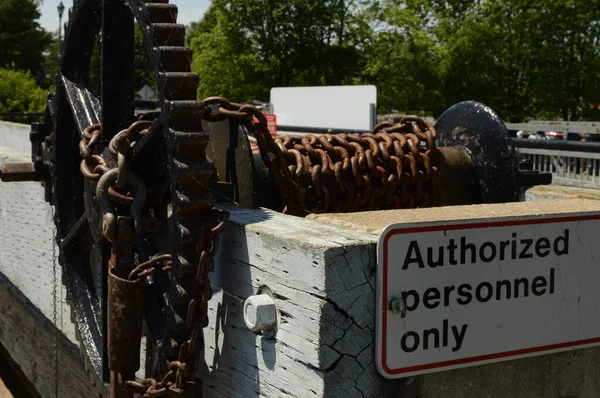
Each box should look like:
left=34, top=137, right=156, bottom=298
left=265, top=114, right=277, bottom=137
left=250, top=114, right=277, bottom=153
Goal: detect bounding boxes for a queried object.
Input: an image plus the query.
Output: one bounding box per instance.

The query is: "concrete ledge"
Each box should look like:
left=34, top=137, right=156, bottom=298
left=0, top=121, right=30, bottom=153
left=527, top=185, right=600, bottom=202
left=307, top=199, right=600, bottom=234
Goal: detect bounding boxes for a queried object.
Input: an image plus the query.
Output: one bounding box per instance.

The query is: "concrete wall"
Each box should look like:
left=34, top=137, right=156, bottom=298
left=0, top=121, right=90, bottom=397
left=0, top=120, right=32, bottom=152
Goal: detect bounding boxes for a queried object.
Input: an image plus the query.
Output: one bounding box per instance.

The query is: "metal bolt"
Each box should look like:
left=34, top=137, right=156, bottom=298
left=243, top=294, right=279, bottom=336
left=389, top=296, right=406, bottom=318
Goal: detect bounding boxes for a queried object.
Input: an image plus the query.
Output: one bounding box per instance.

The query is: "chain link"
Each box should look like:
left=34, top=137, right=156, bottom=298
left=79, top=121, right=152, bottom=206
left=117, top=210, right=228, bottom=397
left=172, top=209, right=229, bottom=389
left=128, top=254, right=173, bottom=281
left=75, top=98, right=439, bottom=396
left=273, top=117, right=441, bottom=214
left=51, top=197, right=59, bottom=397
left=193, top=97, right=442, bottom=215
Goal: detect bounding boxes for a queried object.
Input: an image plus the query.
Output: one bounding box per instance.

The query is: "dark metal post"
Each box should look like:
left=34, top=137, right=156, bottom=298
left=101, top=0, right=135, bottom=142
left=57, top=2, right=64, bottom=59
left=102, top=1, right=135, bottom=389
left=107, top=217, right=139, bottom=398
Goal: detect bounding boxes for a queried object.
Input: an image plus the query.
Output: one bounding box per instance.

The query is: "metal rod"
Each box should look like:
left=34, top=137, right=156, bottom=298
left=108, top=217, right=136, bottom=398
left=277, top=125, right=372, bottom=135
left=512, top=138, right=600, bottom=153
left=0, top=112, right=44, bottom=117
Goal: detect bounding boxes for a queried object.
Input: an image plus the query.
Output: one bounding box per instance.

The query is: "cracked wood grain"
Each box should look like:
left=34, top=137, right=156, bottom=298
left=202, top=204, right=405, bottom=398
left=202, top=203, right=600, bottom=398
left=0, top=272, right=91, bottom=397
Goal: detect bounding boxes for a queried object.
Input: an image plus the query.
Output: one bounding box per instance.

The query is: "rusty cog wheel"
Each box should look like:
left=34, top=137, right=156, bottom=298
left=35, top=0, right=216, bottom=395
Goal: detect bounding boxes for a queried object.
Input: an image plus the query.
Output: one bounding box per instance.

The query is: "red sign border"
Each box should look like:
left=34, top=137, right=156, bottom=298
left=380, top=213, right=600, bottom=376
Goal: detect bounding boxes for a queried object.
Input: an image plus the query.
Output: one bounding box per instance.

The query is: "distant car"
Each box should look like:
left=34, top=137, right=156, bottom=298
left=544, top=131, right=563, bottom=140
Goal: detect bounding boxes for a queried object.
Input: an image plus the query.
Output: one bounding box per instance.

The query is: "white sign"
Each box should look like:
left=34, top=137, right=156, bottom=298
left=270, top=85, right=376, bottom=130
left=376, top=213, right=600, bottom=379
left=138, top=85, right=155, bottom=100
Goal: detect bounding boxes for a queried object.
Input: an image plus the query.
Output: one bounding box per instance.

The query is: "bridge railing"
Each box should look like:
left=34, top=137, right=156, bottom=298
left=505, top=121, right=600, bottom=136
left=512, top=138, right=600, bottom=189
left=279, top=121, right=600, bottom=189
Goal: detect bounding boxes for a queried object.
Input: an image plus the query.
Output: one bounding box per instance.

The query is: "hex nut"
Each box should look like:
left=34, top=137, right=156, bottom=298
left=243, top=294, right=278, bottom=333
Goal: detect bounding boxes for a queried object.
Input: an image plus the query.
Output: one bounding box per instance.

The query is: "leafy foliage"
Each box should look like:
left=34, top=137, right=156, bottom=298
left=189, top=0, right=363, bottom=102
left=0, top=68, right=47, bottom=122
left=0, top=0, right=52, bottom=85
left=188, top=0, right=600, bottom=121
left=1, top=0, right=598, bottom=122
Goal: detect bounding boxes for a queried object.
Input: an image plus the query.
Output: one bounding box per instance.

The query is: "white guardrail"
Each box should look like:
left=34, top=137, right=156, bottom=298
left=517, top=147, right=600, bottom=189
left=505, top=121, right=600, bottom=189
left=505, top=121, right=600, bottom=136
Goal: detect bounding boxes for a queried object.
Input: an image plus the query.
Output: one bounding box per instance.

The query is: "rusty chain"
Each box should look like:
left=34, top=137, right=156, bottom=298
left=192, top=97, right=442, bottom=215
left=79, top=121, right=152, bottom=205
left=82, top=98, right=442, bottom=218
left=78, top=117, right=230, bottom=394
left=176, top=209, right=229, bottom=385
left=77, top=97, right=439, bottom=396
left=273, top=118, right=441, bottom=213
left=128, top=254, right=173, bottom=281
left=119, top=210, right=228, bottom=397
left=79, top=124, right=109, bottom=181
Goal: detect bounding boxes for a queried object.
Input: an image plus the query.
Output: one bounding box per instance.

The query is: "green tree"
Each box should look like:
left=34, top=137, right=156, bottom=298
left=440, top=1, right=544, bottom=121
left=41, top=32, right=60, bottom=90
left=440, top=0, right=600, bottom=122
left=532, top=0, right=600, bottom=121
left=359, top=0, right=445, bottom=114
left=189, top=0, right=365, bottom=102
left=0, top=0, right=52, bottom=84
left=189, top=4, right=266, bottom=101
left=0, top=68, right=47, bottom=122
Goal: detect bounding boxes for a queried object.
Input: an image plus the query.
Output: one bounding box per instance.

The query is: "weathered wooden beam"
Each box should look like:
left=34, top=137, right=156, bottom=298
left=202, top=201, right=600, bottom=398
left=0, top=272, right=91, bottom=397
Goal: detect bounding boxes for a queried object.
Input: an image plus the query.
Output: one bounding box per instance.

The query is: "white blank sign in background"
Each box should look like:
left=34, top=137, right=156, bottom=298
left=270, top=85, right=377, bottom=130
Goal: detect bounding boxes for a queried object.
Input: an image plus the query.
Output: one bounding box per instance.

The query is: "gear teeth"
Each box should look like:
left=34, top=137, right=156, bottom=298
left=177, top=254, right=189, bottom=269
left=170, top=101, right=208, bottom=131
left=172, top=282, right=190, bottom=307
left=151, top=23, right=185, bottom=46
left=179, top=223, right=192, bottom=240
left=175, top=162, right=214, bottom=179
left=158, top=72, right=199, bottom=100
left=156, top=46, right=192, bottom=72
left=146, top=4, right=178, bottom=24
left=169, top=131, right=210, bottom=161
left=60, top=0, right=210, bottom=388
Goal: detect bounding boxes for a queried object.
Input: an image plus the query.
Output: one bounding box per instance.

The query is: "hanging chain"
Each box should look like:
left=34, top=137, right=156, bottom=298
left=75, top=98, right=441, bottom=396
left=51, top=202, right=59, bottom=397
left=121, top=210, right=229, bottom=397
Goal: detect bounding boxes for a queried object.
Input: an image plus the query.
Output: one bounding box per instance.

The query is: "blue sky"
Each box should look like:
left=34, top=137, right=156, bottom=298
left=39, top=0, right=210, bottom=33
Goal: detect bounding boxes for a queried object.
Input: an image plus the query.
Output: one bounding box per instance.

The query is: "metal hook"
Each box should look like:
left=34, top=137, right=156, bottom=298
left=96, top=168, right=147, bottom=240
